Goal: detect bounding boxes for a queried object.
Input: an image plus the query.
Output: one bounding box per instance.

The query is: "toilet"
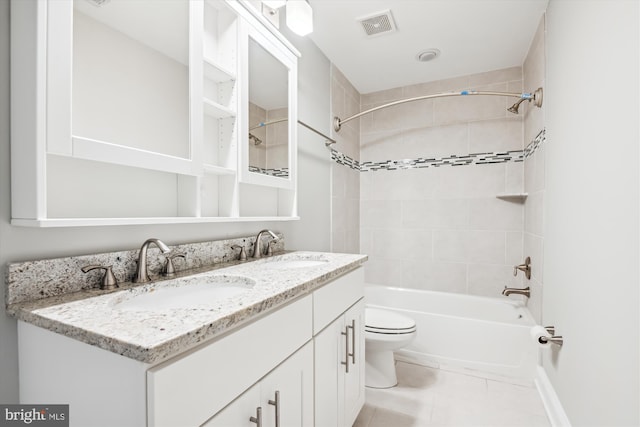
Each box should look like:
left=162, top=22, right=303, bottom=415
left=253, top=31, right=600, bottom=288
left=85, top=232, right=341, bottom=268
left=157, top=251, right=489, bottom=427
left=364, top=307, right=417, bottom=389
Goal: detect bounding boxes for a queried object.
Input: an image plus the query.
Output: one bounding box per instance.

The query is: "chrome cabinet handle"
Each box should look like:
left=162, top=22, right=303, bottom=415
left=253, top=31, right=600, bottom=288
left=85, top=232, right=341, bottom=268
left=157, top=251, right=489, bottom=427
left=249, top=407, right=262, bottom=426
left=341, top=325, right=350, bottom=373
left=268, top=391, right=280, bottom=427
left=349, top=319, right=356, bottom=365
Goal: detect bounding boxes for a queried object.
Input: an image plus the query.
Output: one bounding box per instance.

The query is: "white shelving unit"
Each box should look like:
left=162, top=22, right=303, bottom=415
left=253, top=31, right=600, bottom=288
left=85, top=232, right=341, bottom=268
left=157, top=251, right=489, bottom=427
left=10, top=0, right=300, bottom=227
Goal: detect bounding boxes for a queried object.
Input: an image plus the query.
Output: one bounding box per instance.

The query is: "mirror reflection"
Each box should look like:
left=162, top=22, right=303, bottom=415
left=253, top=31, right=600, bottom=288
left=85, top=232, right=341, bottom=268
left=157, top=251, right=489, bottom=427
left=72, top=0, right=189, bottom=158
left=248, top=37, right=289, bottom=178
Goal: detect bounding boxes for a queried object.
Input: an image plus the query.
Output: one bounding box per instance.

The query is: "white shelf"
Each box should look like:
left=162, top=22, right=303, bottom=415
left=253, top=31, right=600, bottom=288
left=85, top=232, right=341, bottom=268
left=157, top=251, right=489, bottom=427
left=204, top=57, right=236, bottom=83
left=496, top=193, right=528, bottom=202
left=70, top=137, right=198, bottom=176
left=12, top=216, right=300, bottom=228
left=203, top=98, right=236, bottom=118
left=204, top=164, right=236, bottom=175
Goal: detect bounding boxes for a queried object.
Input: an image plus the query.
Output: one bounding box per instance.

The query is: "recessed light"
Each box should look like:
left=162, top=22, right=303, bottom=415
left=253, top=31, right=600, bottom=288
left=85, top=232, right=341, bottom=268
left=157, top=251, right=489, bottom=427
left=416, top=48, right=441, bottom=62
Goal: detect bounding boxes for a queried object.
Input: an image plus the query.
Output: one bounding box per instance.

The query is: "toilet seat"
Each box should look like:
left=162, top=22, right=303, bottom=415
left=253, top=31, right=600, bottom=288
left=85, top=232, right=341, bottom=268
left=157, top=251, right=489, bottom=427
left=365, top=308, right=416, bottom=334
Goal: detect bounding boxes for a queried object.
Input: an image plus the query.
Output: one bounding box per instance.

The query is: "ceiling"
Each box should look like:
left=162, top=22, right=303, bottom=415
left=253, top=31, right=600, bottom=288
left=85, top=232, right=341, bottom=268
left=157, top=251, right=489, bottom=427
left=308, top=0, right=548, bottom=94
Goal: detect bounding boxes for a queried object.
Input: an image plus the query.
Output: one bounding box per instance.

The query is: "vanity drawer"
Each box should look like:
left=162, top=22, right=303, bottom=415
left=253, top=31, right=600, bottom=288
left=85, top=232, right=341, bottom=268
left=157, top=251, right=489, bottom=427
left=147, top=294, right=312, bottom=427
left=313, top=267, right=364, bottom=334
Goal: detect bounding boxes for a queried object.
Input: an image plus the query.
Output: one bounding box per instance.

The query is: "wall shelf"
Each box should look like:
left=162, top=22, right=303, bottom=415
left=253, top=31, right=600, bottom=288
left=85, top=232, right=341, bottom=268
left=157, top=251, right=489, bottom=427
left=203, top=98, right=236, bottom=118
left=203, top=164, right=236, bottom=175
left=203, top=57, right=236, bottom=82
left=496, top=193, right=528, bottom=202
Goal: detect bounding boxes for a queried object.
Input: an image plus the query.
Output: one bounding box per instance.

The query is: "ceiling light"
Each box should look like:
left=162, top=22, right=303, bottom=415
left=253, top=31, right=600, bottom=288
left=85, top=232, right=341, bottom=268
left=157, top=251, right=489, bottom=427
left=416, top=48, right=441, bottom=62
left=263, top=0, right=286, bottom=9
left=286, top=0, right=313, bottom=36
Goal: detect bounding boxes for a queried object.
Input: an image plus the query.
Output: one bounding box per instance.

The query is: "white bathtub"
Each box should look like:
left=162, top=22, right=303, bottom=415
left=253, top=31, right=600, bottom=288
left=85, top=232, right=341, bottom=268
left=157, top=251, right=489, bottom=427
left=365, top=285, right=538, bottom=383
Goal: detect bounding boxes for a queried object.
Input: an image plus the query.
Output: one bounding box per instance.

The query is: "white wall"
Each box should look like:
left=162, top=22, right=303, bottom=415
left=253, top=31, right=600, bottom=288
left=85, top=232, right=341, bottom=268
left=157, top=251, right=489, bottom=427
left=544, top=1, right=639, bottom=425
left=0, top=0, right=332, bottom=401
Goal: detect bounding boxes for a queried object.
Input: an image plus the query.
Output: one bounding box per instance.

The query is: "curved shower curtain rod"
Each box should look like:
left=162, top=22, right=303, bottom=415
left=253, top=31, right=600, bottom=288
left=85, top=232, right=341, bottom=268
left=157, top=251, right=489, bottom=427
left=333, top=87, right=543, bottom=132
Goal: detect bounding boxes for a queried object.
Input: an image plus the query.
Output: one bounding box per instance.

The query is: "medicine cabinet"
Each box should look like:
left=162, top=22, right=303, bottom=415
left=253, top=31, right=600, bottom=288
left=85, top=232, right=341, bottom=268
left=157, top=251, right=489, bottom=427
left=10, top=0, right=299, bottom=227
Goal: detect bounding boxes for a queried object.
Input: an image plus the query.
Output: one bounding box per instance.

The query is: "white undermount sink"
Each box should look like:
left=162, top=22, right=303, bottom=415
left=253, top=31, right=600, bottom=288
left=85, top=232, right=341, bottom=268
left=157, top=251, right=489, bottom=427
left=114, top=275, right=255, bottom=311
left=263, top=259, right=328, bottom=270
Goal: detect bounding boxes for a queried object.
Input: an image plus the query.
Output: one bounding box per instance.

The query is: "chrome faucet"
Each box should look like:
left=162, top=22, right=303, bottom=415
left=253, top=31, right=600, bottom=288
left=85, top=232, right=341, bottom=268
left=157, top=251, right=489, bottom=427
left=133, top=238, right=171, bottom=283
left=502, top=286, right=531, bottom=298
left=252, top=230, right=279, bottom=258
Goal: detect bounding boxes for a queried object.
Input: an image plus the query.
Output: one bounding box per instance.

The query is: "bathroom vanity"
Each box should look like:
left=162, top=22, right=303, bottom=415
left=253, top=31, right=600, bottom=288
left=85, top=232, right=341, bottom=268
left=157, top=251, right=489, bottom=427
left=8, top=250, right=366, bottom=427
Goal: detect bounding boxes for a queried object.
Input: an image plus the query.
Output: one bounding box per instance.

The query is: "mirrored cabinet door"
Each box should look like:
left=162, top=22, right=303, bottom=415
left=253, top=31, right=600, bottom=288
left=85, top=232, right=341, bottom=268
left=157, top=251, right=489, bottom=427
left=239, top=17, right=298, bottom=190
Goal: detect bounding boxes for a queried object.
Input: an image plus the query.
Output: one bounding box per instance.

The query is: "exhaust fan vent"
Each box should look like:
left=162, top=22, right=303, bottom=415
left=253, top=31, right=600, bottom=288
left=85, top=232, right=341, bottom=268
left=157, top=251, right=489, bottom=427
left=357, top=10, right=397, bottom=37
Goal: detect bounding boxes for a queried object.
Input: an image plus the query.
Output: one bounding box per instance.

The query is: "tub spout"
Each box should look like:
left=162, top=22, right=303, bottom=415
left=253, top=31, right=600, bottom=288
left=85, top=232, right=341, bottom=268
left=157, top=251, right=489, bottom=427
left=502, top=286, right=531, bottom=298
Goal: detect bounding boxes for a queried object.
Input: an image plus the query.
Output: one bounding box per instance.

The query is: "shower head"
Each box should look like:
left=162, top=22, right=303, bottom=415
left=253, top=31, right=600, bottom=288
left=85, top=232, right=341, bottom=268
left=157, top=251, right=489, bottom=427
left=507, top=98, right=527, bottom=114
left=507, top=87, right=544, bottom=115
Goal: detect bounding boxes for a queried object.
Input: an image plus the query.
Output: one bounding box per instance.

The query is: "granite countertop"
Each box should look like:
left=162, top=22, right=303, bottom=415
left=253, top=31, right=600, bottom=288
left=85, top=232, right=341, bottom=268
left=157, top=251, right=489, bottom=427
left=7, top=251, right=367, bottom=364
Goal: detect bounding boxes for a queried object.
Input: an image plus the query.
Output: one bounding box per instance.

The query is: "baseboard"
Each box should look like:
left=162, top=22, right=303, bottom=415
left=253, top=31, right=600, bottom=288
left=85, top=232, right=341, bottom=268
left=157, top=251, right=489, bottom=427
left=535, top=366, right=572, bottom=427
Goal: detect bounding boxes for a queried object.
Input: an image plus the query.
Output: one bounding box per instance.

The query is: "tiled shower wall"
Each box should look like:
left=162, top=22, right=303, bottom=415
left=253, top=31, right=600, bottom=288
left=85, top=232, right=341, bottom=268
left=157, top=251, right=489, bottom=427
left=330, top=65, right=361, bottom=253
left=522, top=16, right=546, bottom=323
left=358, top=68, right=527, bottom=297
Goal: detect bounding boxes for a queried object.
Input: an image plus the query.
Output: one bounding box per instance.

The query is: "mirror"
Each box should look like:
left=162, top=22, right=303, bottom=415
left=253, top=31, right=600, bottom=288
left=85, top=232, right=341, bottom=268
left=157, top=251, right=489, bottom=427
left=247, top=37, right=289, bottom=178
left=72, top=0, right=190, bottom=158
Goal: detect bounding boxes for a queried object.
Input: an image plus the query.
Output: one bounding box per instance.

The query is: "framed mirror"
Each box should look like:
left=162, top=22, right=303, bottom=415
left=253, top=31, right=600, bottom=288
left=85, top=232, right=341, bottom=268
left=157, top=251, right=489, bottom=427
left=239, top=20, right=297, bottom=189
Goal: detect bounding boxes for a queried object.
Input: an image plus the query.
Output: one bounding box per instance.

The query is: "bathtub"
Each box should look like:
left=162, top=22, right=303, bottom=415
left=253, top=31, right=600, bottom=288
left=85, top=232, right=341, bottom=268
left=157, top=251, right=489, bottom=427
left=365, top=285, right=538, bottom=383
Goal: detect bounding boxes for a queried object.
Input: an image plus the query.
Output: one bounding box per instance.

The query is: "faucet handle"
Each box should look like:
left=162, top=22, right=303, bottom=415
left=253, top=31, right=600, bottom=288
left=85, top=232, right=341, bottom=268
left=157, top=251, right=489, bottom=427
left=81, top=265, right=118, bottom=290
left=513, top=256, right=532, bottom=280
left=231, top=245, right=247, bottom=261
left=267, top=240, right=277, bottom=256
left=162, top=253, right=186, bottom=277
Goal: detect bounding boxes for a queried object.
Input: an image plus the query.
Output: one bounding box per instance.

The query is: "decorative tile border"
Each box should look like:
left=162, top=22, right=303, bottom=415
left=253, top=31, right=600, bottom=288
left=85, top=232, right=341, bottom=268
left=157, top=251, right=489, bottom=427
left=331, top=129, right=546, bottom=172
left=249, top=166, right=289, bottom=178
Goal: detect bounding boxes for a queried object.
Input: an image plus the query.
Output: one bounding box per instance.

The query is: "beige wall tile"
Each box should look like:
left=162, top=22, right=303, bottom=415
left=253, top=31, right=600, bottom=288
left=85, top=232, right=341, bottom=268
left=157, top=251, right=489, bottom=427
left=402, top=260, right=468, bottom=293
left=402, top=123, right=469, bottom=158
left=469, top=118, right=523, bottom=152
left=468, top=197, right=524, bottom=231
left=360, top=200, right=402, bottom=229
left=402, top=199, right=470, bottom=229
left=467, top=264, right=515, bottom=297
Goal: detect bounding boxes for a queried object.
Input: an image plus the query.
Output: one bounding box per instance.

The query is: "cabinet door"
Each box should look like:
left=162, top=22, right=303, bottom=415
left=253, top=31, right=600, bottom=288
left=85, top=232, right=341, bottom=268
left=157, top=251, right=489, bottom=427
left=343, top=299, right=365, bottom=427
left=203, top=385, right=261, bottom=427
left=204, top=342, right=313, bottom=427
left=314, top=316, right=346, bottom=427
left=260, top=342, right=313, bottom=427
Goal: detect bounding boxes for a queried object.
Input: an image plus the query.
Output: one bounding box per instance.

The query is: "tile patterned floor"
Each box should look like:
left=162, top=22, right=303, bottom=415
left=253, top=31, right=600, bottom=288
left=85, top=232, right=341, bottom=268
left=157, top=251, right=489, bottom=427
left=353, top=362, right=551, bottom=427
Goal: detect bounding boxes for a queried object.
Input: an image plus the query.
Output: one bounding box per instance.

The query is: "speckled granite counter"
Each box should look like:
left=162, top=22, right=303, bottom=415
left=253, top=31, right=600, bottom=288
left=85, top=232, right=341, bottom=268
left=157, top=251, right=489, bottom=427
left=7, top=251, right=367, bottom=364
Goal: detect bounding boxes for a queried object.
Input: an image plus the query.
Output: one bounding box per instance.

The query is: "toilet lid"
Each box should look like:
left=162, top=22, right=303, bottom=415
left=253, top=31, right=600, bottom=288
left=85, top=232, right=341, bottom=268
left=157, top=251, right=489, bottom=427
left=365, top=308, right=416, bottom=333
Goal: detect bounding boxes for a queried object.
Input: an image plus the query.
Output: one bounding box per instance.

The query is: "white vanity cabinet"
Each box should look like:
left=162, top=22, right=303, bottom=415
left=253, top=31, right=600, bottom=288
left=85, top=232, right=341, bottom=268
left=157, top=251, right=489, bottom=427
left=10, top=0, right=299, bottom=227
left=313, top=270, right=366, bottom=427
left=16, top=267, right=365, bottom=427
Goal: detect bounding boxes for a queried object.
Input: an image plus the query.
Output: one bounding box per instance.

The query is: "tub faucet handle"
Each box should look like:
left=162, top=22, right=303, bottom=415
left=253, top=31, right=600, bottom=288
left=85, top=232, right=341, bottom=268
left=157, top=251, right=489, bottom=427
left=513, top=256, right=531, bottom=280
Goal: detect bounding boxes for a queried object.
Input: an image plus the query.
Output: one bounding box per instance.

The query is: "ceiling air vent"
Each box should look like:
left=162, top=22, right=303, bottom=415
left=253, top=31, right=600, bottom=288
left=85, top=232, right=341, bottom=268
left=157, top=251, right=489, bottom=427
left=357, top=10, right=397, bottom=38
